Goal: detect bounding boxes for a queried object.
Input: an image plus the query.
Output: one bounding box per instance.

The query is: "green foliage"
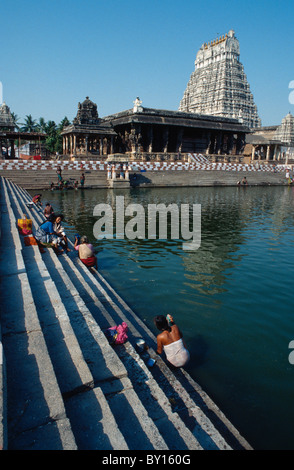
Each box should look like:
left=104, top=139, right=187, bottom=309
left=19, top=114, right=71, bottom=155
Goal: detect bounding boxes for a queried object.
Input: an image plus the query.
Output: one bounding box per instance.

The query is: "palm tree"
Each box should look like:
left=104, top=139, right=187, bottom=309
left=45, top=120, right=57, bottom=135
left=11, top=112, right=20, bottom=130
left=21, top=114, right=38, bottom=132
left=37, top=117, right=47, bottom=134
left=58, top=116, right=71, bottom=131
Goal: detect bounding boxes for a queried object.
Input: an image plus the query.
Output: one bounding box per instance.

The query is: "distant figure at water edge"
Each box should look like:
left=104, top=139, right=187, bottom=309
left=32, top=193, right=42, bottom=206
left=34, top=214, right=62, bottom=255
left=241, top=176, right=248, bottom=185
left=44, top=202, right=54, bottom=219
left=154, top=314, right=190, bottom=368
left=74, top=235, right=97, bottom=268
left=80, top=173, right=85, bottom=188
left=57, top=165, right=62, bottom=182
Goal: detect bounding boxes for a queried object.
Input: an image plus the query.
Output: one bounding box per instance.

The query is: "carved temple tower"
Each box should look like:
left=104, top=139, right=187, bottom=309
left=179, top=30, right=261, bottom=129
left=274, top=112, right=294, bottom=146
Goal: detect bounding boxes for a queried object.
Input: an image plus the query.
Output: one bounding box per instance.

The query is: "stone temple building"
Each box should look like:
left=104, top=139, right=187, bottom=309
left=61, top=97, right=117, bottom=156
left=62, top=96, right=248, bottom=159
left=0, top=101, right=46, bottom=158
left=274, top=112, right=294, bottom=146
left=0, top=102, right=15, bottom=131
left=179, top=30, right=261, bottom=129
left=243, top=112, right=294, bottom=162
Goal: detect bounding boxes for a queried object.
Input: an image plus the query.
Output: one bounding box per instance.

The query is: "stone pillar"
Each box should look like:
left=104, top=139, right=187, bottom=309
left=129, top=129, right=136, bottom=153
left=63, top=137, right=66, bottom=155
left=176, top=128, right=183, bottom=153
left=103, top=137, right=109, bottom=155
left=10, top=140, right=15, bottom=159
left=70, top=135, right=73, bottom=154
left=163, top=128, right=169, bottom=153
left=266, top=145, right=270, bottom=161
left=217, top=132, right=222, bottom=155
left=148, top=126, right=153, bottom=153
left=73, top=135, right=77, bottom=155
left=110, top=135, right=114, bottom=154
left=228, top=134, right=234, bottom=154
left=85, top=135, right=89, bottom=156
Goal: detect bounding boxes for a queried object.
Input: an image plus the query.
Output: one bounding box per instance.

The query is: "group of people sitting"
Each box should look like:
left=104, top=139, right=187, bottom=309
left=34, top=200, right=97, bottom=268
left=34, top=197, right=189, bottom=369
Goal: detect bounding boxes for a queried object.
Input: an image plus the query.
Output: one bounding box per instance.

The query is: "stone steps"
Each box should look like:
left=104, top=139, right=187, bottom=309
left=0, top=159, right=287, bottom=190
left=10, top=180, right=201, bottom=450
left=1, top=177, right=168, bottom=450
left=0, top=176, right=253, bottom=450
left=0, top=170, right=108, bottom=190
left=0, top=179, right=77, bottom=450
left=130, top=170, right=285, bottom=187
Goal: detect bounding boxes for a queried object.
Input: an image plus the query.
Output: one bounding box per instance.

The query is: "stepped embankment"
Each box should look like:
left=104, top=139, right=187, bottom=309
left=0, top=176, right=253, bottom=450
left=0, top=159, right=288, bottom=190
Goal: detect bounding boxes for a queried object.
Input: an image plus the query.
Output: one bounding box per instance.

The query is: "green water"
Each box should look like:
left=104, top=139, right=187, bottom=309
left=38, top=185, right=294, bottom=450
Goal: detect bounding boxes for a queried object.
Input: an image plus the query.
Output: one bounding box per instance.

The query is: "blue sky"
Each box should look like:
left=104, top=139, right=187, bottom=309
left=1, top=0, right=293, bottom=126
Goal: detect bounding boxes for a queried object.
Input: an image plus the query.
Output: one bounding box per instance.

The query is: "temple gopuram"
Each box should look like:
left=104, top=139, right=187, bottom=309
left=4, top=30, right=292, bottom=164
left=179, top=30, right=261, bottom=129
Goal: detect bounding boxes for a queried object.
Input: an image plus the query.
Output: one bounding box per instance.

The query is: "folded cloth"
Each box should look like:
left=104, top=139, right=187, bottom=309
left=18, top=215, right=32, bottom=235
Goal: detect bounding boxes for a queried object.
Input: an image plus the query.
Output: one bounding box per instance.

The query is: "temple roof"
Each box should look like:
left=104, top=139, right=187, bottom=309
left=0, top=102, right=15, bottom=130
left=73, top=96, right=100, bottom=126
left=102, top=106, right=249, bottom=133
left=61, top=96, right=117, bottom=136
left=274, top=112, right=294, bottom=145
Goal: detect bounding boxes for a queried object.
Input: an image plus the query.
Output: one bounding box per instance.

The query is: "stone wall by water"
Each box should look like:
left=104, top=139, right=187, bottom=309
left=0, top=159, right=289, bottom=190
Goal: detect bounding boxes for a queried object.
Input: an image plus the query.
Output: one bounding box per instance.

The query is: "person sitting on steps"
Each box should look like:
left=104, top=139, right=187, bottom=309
left=74, top=235, right=97, bottom=269
left=53, top=214, right=71, bottom=252
left=154, top=314, right=190, bottom=368
left=34, top=214, right=63, bottom=255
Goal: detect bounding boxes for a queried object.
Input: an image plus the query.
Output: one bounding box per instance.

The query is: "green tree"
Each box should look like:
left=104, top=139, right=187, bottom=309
left=44, top=120, right=58, bottom=153
left=11, top=112, right=20, bottom=130
left=58, top=116, right=71, bottom=131
left=37, top=117, right=47, bottom=133
left=21, top=114, right=38, bottom=132
left=45, top=120, right=57, bottom=135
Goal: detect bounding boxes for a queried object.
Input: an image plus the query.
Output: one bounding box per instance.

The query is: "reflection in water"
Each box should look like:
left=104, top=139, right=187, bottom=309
left=38, top=185, right=294, bottom=450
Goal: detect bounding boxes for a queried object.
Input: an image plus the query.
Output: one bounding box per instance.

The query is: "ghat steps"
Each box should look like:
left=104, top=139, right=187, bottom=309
left=0, top=176, right=252, bottom=450
left=0, top=158, right=287, bottom=190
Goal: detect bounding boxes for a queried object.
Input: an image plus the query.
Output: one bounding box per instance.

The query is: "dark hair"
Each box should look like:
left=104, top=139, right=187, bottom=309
left=154, top=315, right=170, bottom=332
left=54, top=214, right=64, bottom=221
left=48, top=214, right=57, bottom=222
